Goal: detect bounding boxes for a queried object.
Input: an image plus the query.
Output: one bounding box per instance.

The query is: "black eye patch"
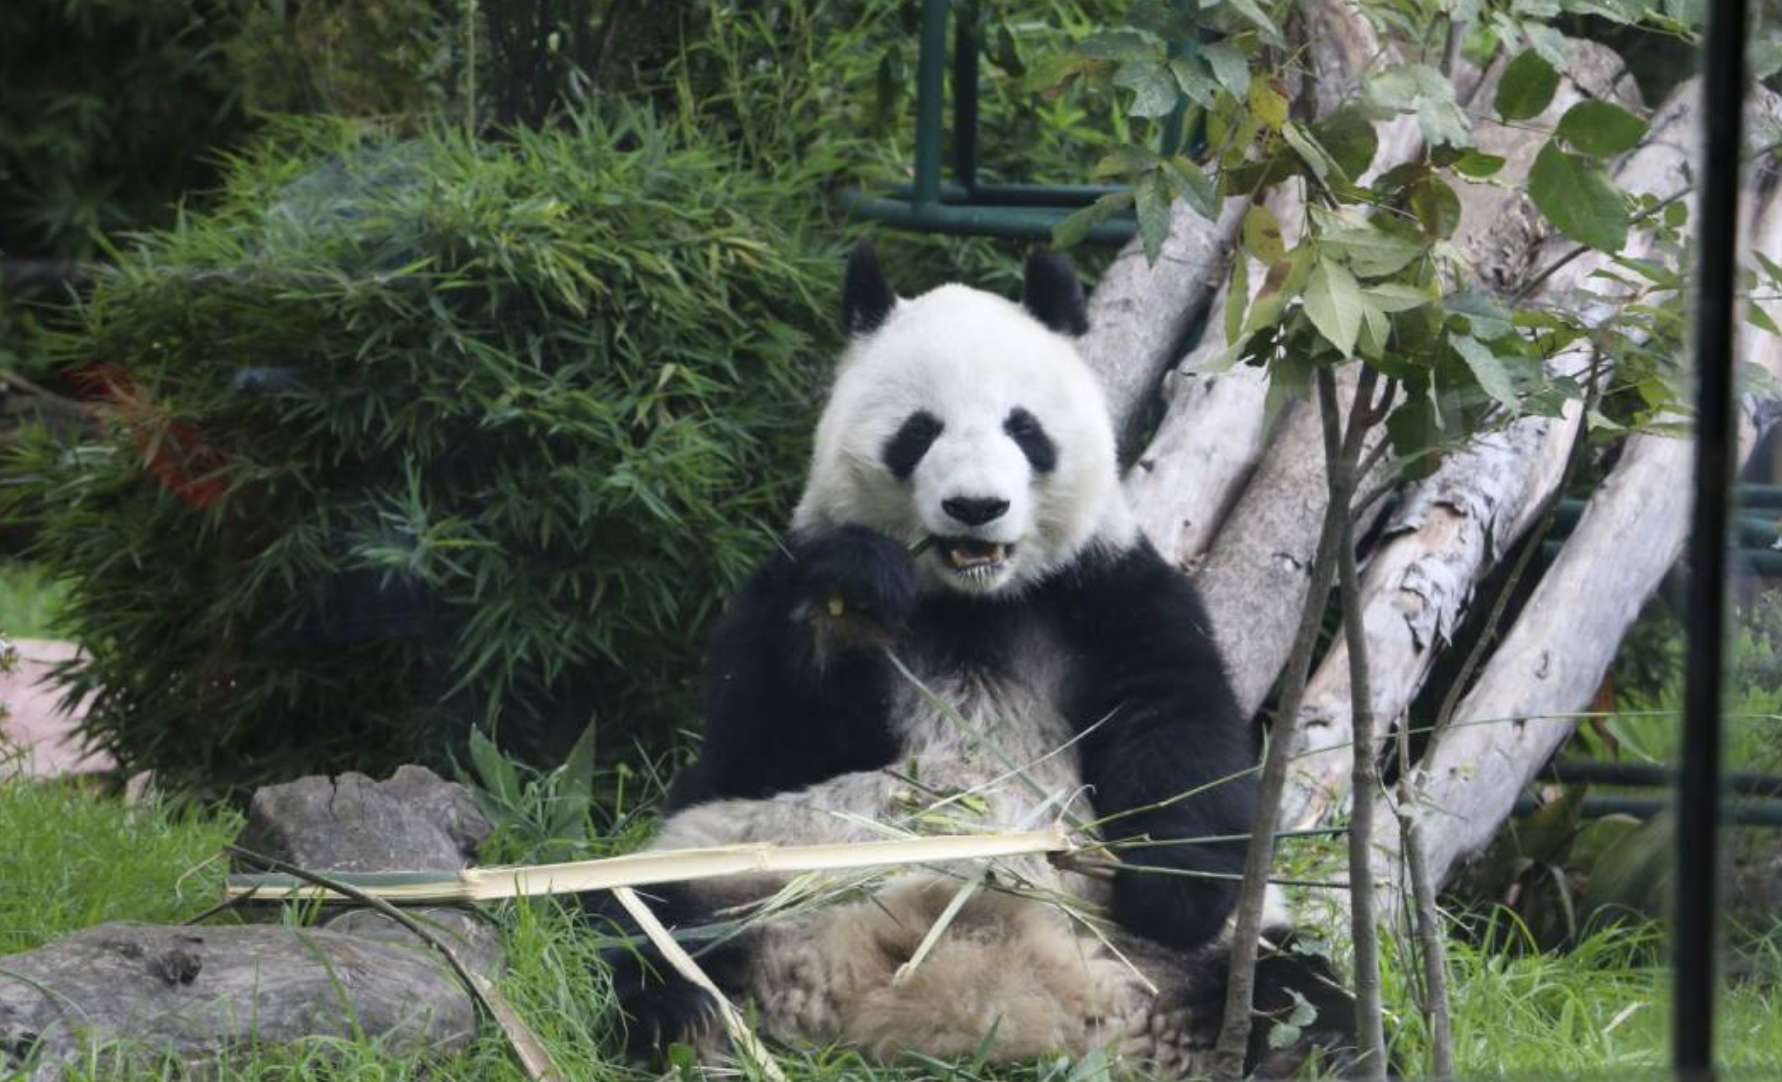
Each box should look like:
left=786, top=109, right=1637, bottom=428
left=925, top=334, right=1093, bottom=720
left=1004, top=407, right=1057, bottom=473
left=882, top=410, right=944, bottom=480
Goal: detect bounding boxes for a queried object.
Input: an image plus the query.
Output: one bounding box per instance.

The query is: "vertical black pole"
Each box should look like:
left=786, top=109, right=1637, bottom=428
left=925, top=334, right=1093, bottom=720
left=1676, top=0, right=1749, bottom=1073
left=913, top=0, right=950, bottom=208
left=952, top=0, right=980, bottom=194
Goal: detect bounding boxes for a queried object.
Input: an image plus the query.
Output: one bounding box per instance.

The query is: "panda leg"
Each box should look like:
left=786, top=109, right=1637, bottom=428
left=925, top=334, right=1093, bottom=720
left=1104, top=927, right=1359, bottom=1079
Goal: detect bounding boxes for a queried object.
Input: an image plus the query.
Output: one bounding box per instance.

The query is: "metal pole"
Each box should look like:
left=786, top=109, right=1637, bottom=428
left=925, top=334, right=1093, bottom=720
left=913, top=0, right=950, bottom=208
left=952, top=0, right=980, bottom=194
left=1676, top=0, right=1750, bottom=1071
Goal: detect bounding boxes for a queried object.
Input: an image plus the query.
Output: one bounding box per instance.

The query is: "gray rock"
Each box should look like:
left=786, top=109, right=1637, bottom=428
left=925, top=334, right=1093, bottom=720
left=235, top=764, right=491, bottom=873
left=0, top=922, right=479, bottom=1079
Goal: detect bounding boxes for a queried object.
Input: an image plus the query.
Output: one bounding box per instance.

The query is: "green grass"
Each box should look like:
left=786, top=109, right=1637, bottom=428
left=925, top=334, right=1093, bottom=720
left=0, top=560, right=69, bottom=640
left=0, top=779, right=240, bottom=955
left=4, top=779, right=1782, bottom=1081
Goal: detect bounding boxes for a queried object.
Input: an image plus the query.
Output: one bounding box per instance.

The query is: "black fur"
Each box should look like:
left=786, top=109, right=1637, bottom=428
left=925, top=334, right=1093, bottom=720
left=609, top=530, right=1268, bottom=1048
left=882, top=411, right=945, bottom=480
left=844, top=240, right=897, bottom=337
left=586, top=884, right=748, bottom=1057
left=1021, top=251, right=1090, bottom=336
left=1003, top=407, right=1058, bottom=474
left=664, top=525, right=909, bottom=809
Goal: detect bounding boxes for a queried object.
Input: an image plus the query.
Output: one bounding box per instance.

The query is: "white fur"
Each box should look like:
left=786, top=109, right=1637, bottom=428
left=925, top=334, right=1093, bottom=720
left=793, top=284, right=1137, bottom=595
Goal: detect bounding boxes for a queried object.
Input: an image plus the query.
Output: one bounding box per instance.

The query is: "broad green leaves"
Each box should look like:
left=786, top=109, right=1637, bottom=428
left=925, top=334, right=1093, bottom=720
left=1304, top=260, right=1365, bottom=357
left=1366, top=64, right=1472, bottom=148
left=1556, top=101, right=1650, bottom=156
left=1037, top=0, right=1714, bottom=483
left=1494, top=50, right=1561, bottom=120
left=1529, top=141, right=1630, bottom=252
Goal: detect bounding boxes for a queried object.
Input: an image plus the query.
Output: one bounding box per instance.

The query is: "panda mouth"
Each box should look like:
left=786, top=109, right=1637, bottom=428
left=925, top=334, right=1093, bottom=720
left=936, top=537, right=1013, bottom=580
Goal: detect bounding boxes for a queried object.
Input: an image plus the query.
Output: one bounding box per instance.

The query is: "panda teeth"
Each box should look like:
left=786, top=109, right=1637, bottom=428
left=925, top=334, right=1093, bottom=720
left=943, top=541, right=1008, bottom=571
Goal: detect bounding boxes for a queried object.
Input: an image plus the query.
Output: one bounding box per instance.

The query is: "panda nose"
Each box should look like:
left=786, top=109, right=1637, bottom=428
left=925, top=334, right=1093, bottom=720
left=942, top=496, right=1010, bottom=527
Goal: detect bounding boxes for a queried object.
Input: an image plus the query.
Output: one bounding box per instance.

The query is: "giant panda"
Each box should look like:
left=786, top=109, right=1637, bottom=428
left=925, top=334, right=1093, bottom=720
left=588, top=243, right=1356, bottom=1076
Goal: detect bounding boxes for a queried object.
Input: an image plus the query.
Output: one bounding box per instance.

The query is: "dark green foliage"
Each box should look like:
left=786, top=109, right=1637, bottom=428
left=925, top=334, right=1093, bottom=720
left=0, top=0, right=249, bottom=262
left=5, top=109, right=838, bottom=795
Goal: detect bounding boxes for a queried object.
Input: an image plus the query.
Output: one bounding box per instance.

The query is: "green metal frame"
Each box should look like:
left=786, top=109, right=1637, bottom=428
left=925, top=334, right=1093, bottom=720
left=841, top=0, right=1192, bottom=245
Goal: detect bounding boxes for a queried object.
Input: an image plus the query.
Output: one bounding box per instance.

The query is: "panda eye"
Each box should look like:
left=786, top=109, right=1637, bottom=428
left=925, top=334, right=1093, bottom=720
left=882, top=410, right=944, bottom=480
left=1004, top=408, right=1057, bottom=474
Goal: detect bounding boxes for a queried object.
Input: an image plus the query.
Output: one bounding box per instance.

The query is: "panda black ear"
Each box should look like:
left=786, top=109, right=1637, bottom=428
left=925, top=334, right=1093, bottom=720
left=1022, top=251, right=1089, bottom=337
left=843, top=240, right=897, bottom=338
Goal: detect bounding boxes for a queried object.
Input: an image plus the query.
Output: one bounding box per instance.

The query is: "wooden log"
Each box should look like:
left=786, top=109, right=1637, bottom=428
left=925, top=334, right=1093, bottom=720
left=1282, top=42, right=1644, bottom=829
left=1081, top=196, right=1242, bottom=459
left=1194, top=363, right=1394, bottom=719
left=1368, top=125, right=1782, bottom=906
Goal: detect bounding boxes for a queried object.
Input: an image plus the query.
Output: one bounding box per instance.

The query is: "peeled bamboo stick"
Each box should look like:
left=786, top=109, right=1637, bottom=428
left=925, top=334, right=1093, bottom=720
left=224, top=827, right=1074, bottom=904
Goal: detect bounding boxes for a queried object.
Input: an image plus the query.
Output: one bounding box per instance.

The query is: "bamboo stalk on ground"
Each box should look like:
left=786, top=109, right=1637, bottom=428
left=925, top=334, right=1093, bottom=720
left=224, top=827, right=1073, bottom=904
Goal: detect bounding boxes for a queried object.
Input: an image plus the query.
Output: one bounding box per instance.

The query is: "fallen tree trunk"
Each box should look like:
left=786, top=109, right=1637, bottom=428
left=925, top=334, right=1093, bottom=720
left=1195, top=363, right=1395, bottom=718
left=1282, top=42, right=1648, bottom=829
left=1368, top=161, right=1782, bottom=910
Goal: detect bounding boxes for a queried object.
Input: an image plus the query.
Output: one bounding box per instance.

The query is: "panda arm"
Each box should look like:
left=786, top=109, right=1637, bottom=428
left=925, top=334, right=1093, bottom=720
left=1061, top=541, right=1260, bottom=951
left=667, top=528, right=907, bottom=811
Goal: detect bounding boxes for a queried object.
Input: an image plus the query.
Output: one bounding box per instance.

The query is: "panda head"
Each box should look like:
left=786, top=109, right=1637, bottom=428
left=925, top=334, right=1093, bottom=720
left=792, top=242, right=1137, bottom=597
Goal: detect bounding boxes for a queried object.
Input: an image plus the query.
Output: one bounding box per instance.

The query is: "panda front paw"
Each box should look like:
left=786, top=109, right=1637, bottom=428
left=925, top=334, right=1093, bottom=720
left=792, top=525, right=918, bottom=644
left=600, top=943, right=719, bottom=1058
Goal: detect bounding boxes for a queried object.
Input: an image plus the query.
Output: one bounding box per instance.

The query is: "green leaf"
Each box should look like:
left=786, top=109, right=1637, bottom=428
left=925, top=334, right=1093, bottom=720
left=1452, top=334, right=1518, bottom=408
left=1170, top=57, right=1219, bottom=106
left=1322, top=224, right=1425, bottom=277
left=1268, top=1022, right=1304, bottom=1050
left=469, top=727, right=522, bottom=805
left=1451, top=150, right=1508, bottom=178
left=1749, top=302, right=1782, bottom=336
left=1556, top=100, right=1650, bottom=157
left=1079, top=30, right=1160, bottom=61
left=1364, top=282, right=1433, bottom=312
left=1216, top=0, right=1284, bottom=42
left=1052, top=190, right=1135, bottom=249
left=1529, top=141, right=1629, bottom=252
left=1282, top=123, right=1333, bottom=179
left=1522, top=22, right=1571, bottom=68
left=1116, top=61, right=1181, bottom=117
left=1249, top=78, right=1290, bottom=129
left=1495, top=49, right=1561, bottom=120
left=1130, top=0, right=1201, bottom=38
left=1136, top=171, right=1173, bottom=264
left=1201, top=41, right=1251, bottom=97
left=1093, top=145, right=1161, bottom=179
left=1367, top=64, right=1472, bottom=147
left=1411, top=175, right=1462, bottom=238
left=1304, top=258, right=1366, bottom=356
left=1311, top=107, right=1379, bottom=180
left=1243, top=203, right=1287, bottom=263
left=1164, top=155, right=1220, bottom=219
left=1446, top=290, right=1515, bottom=339
left=1225, top=253, right=1251, bottom=344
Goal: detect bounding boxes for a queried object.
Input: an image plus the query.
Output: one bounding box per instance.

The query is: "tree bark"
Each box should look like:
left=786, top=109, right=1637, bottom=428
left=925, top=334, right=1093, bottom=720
left=1282, top=45, right=1657, bottom=830
left=1366, top=159, right=1782, bottom=909
left=1081, top=201, right=1242, bottom=459
left=1194, top=364, right=1395, bottom=719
